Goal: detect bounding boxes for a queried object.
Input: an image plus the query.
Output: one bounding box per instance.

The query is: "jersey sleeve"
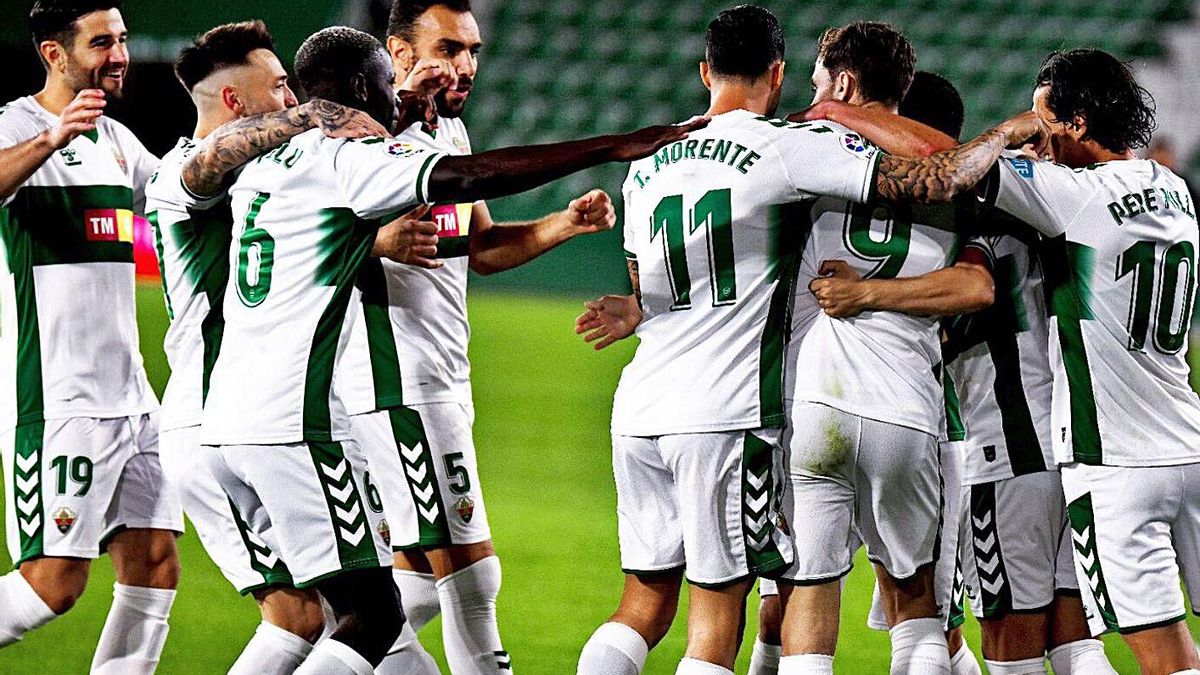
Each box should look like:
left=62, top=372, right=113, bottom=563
left=980, top=156, right=1101, bottom=237
left=959, top=234, right=1001, bottom=271
left=767, top=122, right=882, bottom=203
left=333, top=137, right=445, bottom=221
left=144, top=149, right=226, bottom=214
left=0, top=106, right=42, bottom=207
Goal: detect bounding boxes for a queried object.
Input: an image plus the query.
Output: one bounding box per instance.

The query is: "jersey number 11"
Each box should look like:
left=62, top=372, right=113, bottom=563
left=651, top=188, right=736, bottom=311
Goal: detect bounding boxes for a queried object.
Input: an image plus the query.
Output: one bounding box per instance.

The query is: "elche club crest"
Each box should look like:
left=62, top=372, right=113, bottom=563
left=377, top=518, right=391, bottom=546
left=455, top=496, right=475, bottom=523
left=53, top=506, right=77, bottom=534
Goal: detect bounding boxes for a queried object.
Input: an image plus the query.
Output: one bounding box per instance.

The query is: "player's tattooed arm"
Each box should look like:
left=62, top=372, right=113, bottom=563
left=182, top=99, right=389, bottom=198
left=0, top=89, right=106, bottom=200
left=427, top=117, right=709, bottom=203
left=874, top=111, right=1045, bottom=203
left=628, top=258, right=642, bottom=307
left=791, top=100, right=957, bottom=158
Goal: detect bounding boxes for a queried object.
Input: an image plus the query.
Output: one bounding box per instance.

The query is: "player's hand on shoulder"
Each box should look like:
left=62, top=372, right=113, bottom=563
left=48, top=89, right=105, bottom=149
left=373, top=205, right=444, bottom=269
left=613, top=116, right=711, bottom=162
left=399, top=59, right=457, bottom=97
left=565, top=189, right=616, bottom=234
left=575, top=295, right=642, bottom=351
left=809, top=260, right=870, bottom=318
left=395, top=91, right=438, bottom=134
left=306, top=99, right=391, bottom=140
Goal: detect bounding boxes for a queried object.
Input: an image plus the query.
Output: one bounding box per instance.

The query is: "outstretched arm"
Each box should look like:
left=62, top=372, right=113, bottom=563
left=427, top=118, right=709, bottom=204
left=182, top=99, right=389, bottom=198
left=808, top=258, right=994, bottom=319
left=874, top=111, right=1044, bottom=203
left=469, top=190, right=616, bottom=276
left=792, top=100, right=957, bottom=158
left=0, top=90, right=107, bottom=200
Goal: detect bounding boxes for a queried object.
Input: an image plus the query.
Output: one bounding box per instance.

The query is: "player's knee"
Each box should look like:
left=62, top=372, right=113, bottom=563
left=257, top=588, right=326, bottom=643
left=759, top=594, right=783, bottom=642
left=108, top=529, right=181, bottom=589
left=320, top=568, right=405, bottom=662
left=22, top=560, right=89, bottom=614
left=612, top=594, right=678, bottom=646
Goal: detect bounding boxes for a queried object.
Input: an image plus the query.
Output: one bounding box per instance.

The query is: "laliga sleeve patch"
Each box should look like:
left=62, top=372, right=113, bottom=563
left=841, top=132, right=870, bottom=157
left=385, top=141, right=425, bottom=158
left=1007, top=157, right=1035, bottom=179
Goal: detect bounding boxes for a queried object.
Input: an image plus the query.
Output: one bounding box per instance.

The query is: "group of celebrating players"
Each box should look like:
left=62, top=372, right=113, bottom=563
left=0, top=0, right=1195, bottom=674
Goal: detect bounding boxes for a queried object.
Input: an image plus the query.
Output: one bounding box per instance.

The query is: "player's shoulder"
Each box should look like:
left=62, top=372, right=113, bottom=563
left=0, top=96, right=43, bottom=138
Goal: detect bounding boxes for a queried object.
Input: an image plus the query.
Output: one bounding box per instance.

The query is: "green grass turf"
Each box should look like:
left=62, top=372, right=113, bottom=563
left=0, top=286, right=1193, bottom=673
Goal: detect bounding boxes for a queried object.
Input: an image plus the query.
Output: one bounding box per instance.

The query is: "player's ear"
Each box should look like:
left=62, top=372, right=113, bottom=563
left=1070, top=113, right=1088, bottom=142
left=221, top=86, right=242, bottom=115
left=387, top=35, right=415, bottom=80
left=39, top=40, right=66, bottom=74
left=349, top=72, right=369, bottom=106
left=771, top=61, right=786, bottom=90
left=700, top=61, right=712, bottom=91
left=834, top=70, right=855, bottom=103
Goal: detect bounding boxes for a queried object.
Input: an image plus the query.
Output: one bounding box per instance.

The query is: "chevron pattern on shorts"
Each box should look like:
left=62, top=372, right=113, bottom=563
left=1067, top=492, right=1119, bottom=631
left=744, top=466, right=771, bottom=552
left=320, top=459, right=367, bottom=547
left=400, top=440, right=440, bottom=524
left=13, top=447, right=42, bottom=541
left=494, top=650, right=511, bottom=671
left=972, top=509, right=1006, bottom=597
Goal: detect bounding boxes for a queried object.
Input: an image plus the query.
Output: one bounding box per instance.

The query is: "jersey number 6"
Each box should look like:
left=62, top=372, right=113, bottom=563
left=236, top=191, right=275, bottom=308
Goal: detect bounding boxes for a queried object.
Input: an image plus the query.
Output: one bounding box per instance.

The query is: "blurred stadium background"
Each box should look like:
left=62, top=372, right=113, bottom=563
left=1, top=0, right=1199, bottom=672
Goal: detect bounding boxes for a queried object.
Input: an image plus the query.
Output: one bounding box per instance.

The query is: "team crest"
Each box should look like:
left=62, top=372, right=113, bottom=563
left=377, top=518, right=391, bottom=546
left=53, top=507, right=77, bottom=534
left=452, top=136, right=469, bottom=153
left=775, top=512, right=790, bottom=536
left=454, top=496, right=475, bottom=523
left=385, top=141, right=422, bottom=158
left=841, top=132, right=869, bottom=157
left=112, top=148, right=128, bottom=174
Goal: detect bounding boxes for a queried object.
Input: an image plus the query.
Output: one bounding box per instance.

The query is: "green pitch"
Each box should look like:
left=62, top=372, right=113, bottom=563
left=0, top=286, right=1188, bottom=673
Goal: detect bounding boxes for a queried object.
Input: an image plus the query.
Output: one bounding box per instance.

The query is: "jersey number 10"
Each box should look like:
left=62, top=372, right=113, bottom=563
left=651, top=188, right=736, bottom=310
left=1116, top=239, right=1195, bottom=354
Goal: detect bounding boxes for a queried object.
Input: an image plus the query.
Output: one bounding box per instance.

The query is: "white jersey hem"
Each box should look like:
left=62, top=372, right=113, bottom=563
left=787, top=394, right=938, bottom=437
left=610, top=417, right=770, bottom=437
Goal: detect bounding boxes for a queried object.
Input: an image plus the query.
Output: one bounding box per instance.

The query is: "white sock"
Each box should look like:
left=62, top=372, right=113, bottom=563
left=228, top=621, right=313, bottom=675
left=749, top=638, right=782, bottom=675
left=983, top=657, right=1046, bottom=674
left=675, top=657, right=733, bottom=674
left=438, top=556, right=509, bottom=673
left=1046, top=639, right=1117, bottom=675
left=89, top=583, right=176, bottom=674
left=890, top=617, right=950, bottom=675
left=949, top=642, right=982, bottom=675
left=0, top=571, right=56, bottom=646
left=375, top=621, right=441, bottom=675
left=778, top=653, right=834, bottom=674
left=294, top=638, right=374, bottom=675
left=395, top=569, right=441, bottom=630
left=578, top=621, right=648, bottom=675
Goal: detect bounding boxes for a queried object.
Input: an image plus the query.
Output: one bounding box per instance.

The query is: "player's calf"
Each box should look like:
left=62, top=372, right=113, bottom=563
left=679, top=578, right=754, bottom=673
left=0, top=558, right=85, bottom=647
left=307, top=566, right=405, bottom=670
left=749, top=583, right=783, bottom=675
left=578, top=571, right=682, bottom=675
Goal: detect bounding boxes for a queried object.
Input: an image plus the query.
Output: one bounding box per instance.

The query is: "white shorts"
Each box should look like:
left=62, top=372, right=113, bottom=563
left=782, top=402, right=941, bottom=583
left=867, top=440, right=966, bottom=631
left=351, top=403, right=490, bottom=550
left=2, top=414, right=183, bottom=565
left=198, top=439, right=391, bottom=588
left=960, top=470, right=1076, bottom=619
left=1062, top=461, right=1200, bottom=636
left=613, top=428, right=792, bottom=586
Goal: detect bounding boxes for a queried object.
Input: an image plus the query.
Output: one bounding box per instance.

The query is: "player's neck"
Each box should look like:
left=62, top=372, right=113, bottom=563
left=1073, top=141, right=1135, bottom=166
left=193, top=108, right=237, bottom=141
left=706, top=87, right=772, bottom=117
left=33, top=79, right=80, bottom=116
left=859, top=99, right=899, bottom=115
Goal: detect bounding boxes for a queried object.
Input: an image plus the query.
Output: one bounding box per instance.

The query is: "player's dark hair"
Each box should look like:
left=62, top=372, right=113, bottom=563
left=28, top=0, right=121, bottom=47
left=387, top=0, right=472, bottom=41
left=174, top=21, right=277, bottom=93
left=899, top=71, right=964, bottom=140
left=817, top=21, right=915, bottom=106
left=705, top=5, right=785, bottom=79
left=294, top=26, right=384, bottom=102
left=1035, top=49, right=1156, bottom=153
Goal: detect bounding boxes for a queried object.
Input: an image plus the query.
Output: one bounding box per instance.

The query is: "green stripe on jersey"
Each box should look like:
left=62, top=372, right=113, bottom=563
left=356, top=259, right=404, bottom=410
left=7, top=185, right=136, bottom=265
left=943, top=370, right=965, bottom=442
left=1044, top=237, right=1102, bottom=464
left=758, top=201, right=810, bottom=427
left=303, top=208, right=376, bottom=440
left=0, top=211, right=45, bottom=424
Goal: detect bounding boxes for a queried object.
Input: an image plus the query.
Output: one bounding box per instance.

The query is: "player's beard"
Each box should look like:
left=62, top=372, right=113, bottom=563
left=70, top=62, right=125, bottom=99
left=435, top=75, right=472, bottom=118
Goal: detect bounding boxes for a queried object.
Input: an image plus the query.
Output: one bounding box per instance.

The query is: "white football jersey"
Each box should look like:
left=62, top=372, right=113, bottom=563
left=943, top=222, right=1055, bottom=484
left=985, top=156, right=1200, bottom=466
left=338, top=116, right=473, bottom=415
left=145, top=138, right=232, bottom=432
left=612, top=110, right=881, bottom=436
left=0, top=96, right=158, bottom=429
left=786, top=197, right=962, bottom=436
left=201, top=129, right=443, bottom=445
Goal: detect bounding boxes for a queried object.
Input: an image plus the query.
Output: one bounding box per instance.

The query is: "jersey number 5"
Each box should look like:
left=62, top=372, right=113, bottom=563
left=650, top=188, right=736, bottom=310
left=236, top=192, right=275, bottom=308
